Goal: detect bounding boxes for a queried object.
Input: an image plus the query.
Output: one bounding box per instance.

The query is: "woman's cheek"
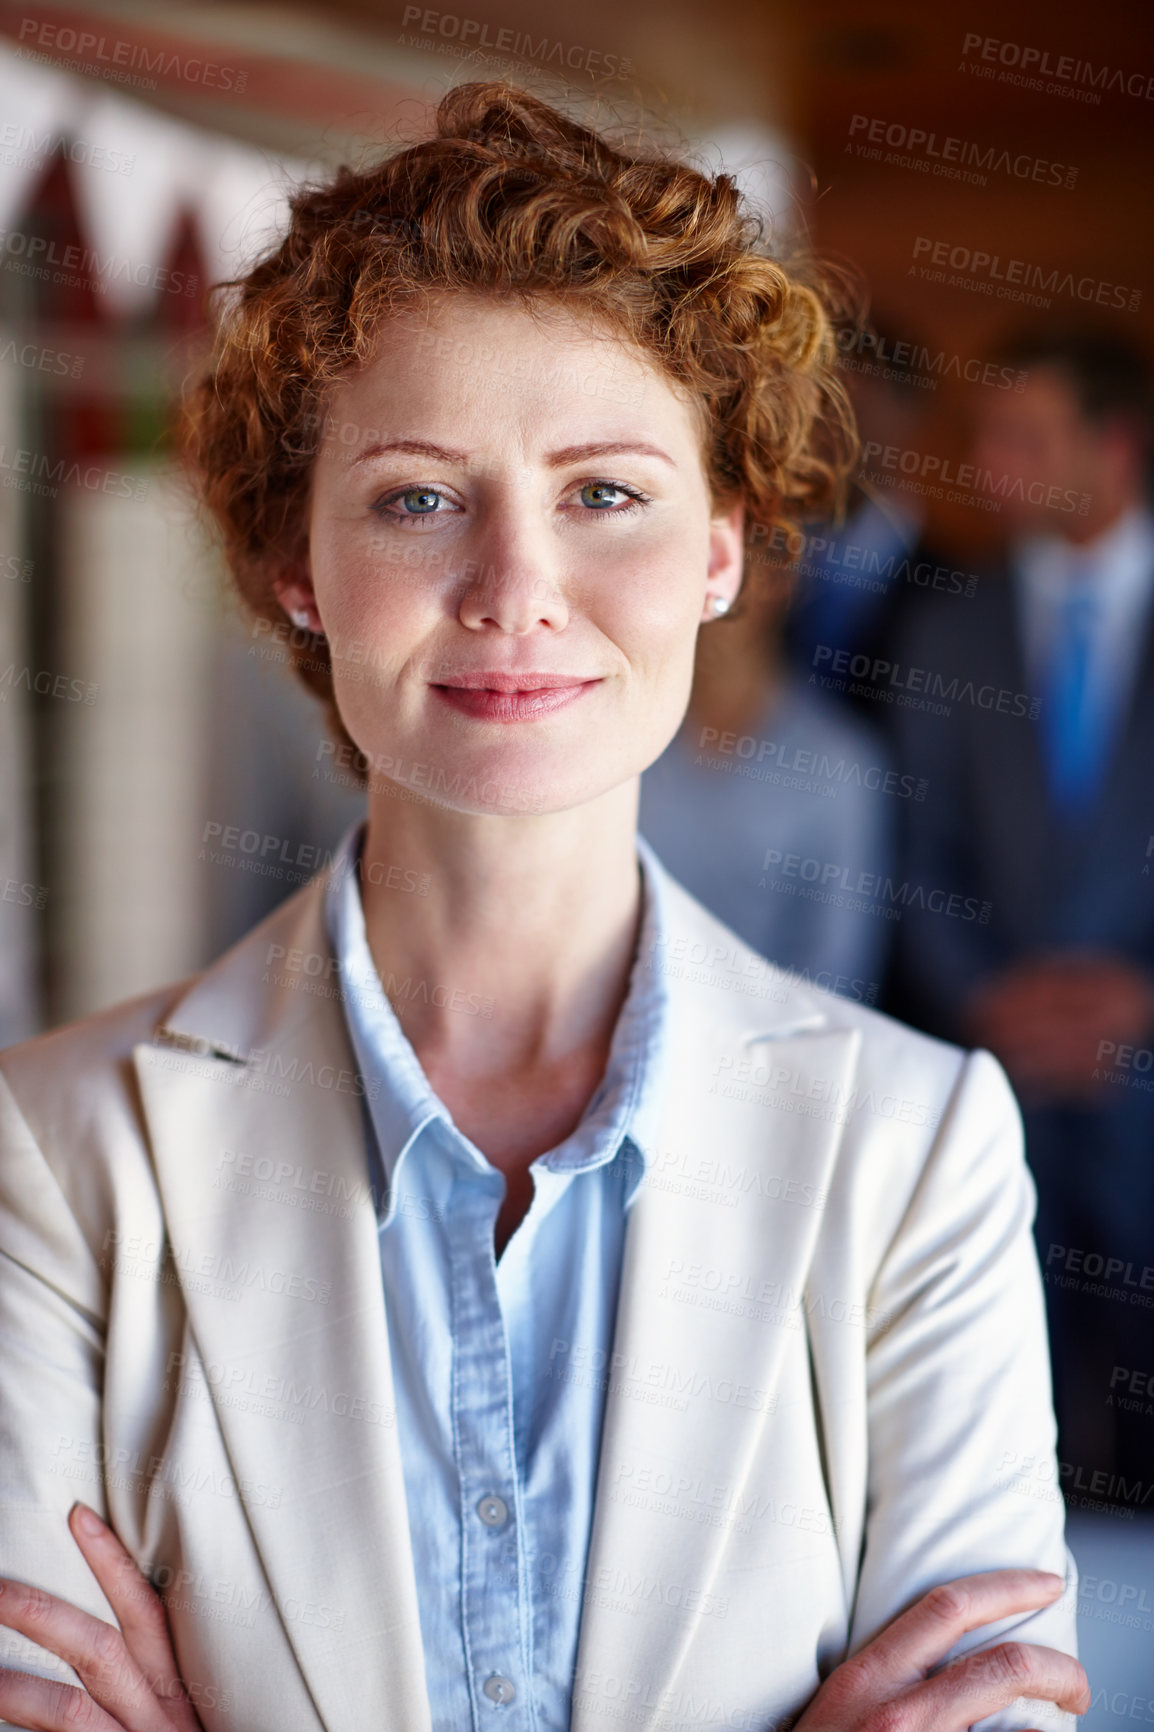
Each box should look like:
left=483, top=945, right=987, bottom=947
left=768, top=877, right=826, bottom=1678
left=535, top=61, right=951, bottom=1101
left=319, top=538, right=420, bottom=642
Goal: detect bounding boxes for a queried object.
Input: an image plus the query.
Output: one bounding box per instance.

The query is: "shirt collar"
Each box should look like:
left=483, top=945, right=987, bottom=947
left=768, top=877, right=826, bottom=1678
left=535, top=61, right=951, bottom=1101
left=1016, top=504, right=1154, bottom=603
left=324, top=822, right=671, bottom=1221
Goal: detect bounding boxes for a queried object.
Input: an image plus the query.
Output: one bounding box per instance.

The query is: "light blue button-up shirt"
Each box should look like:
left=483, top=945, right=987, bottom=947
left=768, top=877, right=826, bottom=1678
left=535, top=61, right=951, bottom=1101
left=324, top=823, right=671, bottom=1731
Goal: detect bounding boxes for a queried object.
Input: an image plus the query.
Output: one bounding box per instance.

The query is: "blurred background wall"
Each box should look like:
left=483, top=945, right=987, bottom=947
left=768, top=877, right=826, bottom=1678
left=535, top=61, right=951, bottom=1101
left=0, top=0, right=1152, bottom=1711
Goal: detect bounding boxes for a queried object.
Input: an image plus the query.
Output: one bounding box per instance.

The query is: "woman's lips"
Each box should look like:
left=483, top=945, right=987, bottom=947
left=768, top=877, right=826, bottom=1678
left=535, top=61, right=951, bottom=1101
left=431, top=676, right=599, bottom=722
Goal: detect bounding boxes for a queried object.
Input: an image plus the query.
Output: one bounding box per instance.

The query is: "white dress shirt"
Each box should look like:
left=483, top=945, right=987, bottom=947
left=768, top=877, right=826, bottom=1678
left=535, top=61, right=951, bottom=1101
left=1014, top=504, right=1154, bottom=758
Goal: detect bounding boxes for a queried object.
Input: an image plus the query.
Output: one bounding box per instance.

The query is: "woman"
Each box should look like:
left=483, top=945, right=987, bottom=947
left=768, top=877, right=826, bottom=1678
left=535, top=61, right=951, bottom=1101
left=0, top=83, right=1086, bottom=1732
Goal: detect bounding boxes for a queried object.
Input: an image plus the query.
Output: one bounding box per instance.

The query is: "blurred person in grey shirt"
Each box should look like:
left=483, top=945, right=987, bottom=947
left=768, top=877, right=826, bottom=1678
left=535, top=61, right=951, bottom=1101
left=640, top=555, right=899, bottom=1005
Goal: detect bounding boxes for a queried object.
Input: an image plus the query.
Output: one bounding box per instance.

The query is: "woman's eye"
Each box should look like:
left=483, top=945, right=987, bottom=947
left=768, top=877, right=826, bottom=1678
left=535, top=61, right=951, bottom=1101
left=574, top=480, right=648, bottom=514
left=579, top=482, right=628, bottom=510
left=373, top=485, right=456, bottom=525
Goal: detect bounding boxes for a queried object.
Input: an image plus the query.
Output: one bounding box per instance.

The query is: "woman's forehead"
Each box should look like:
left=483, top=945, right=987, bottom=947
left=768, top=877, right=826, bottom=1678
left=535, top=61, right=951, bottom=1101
left=320, top=297, right=700, bottom=463
left=346, top=291, right=654, bottom=388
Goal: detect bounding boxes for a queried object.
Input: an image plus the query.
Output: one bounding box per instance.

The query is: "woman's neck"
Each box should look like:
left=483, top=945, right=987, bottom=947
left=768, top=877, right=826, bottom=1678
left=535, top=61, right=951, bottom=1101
left=360, top=782, right=637, bottom=1101
left=358, top=778, right=643, bottom=1174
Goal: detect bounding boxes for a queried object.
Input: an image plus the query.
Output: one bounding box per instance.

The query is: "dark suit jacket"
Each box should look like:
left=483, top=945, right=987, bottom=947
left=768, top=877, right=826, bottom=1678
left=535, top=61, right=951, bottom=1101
left=884, top=566, right=1154, bottom=1251
left=782, top=487, right=979, bottom=726
left=887, top=566, right=1154, bottom=1033
left=885, top=565, right=1154, bottom=1491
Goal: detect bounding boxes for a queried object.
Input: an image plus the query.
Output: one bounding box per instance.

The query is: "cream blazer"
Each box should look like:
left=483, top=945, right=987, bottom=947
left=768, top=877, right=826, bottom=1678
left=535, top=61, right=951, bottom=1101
left=0, top=863, right=1076, bottom=1732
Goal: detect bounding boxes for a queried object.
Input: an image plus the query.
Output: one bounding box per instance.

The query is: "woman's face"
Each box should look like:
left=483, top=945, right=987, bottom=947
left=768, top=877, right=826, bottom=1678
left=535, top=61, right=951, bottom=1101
left=292, top=294, right=744, bottom=817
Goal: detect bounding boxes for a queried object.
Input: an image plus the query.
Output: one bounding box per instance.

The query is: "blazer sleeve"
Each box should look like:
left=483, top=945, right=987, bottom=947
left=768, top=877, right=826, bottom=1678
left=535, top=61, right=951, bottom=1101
left=0, top=1069, right=118, bottom=1706
left=847, top=1047, right=1079, bottom=1732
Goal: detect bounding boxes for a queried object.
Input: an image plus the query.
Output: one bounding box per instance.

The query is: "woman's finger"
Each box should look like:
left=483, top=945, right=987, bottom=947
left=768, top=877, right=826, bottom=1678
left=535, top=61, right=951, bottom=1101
left=67, top=1505, right=197, bottom=1722
left=853, top=1569, right=1067, bottom=1686
left=0, top=1577, right=168, bottom=1732
left=904, top=1639, right=1091, bottom=1730
left=0, top=1663, right=128, bottom=1732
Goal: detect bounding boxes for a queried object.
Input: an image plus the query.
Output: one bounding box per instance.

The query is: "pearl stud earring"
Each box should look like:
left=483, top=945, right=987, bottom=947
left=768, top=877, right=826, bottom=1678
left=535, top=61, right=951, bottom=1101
left=708, top=595, right=731, bottom=617
left=290, top=609, right=311, bottom=630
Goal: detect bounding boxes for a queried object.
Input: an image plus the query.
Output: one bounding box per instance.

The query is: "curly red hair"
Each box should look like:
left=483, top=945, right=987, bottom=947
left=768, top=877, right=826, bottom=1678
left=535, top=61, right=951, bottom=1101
left=180, top=81, right=856, bottom=760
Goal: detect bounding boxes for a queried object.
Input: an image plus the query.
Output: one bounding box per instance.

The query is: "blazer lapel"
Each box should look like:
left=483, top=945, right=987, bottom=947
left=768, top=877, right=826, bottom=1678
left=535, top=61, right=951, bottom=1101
left=573, top=884, right=860, bottom=1728
left=132, top=879, right=430, bottom=1732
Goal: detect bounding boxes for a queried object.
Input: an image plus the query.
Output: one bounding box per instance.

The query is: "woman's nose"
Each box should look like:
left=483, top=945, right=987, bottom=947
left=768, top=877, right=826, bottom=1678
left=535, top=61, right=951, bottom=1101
left=456, top=519, right=569, bottom=635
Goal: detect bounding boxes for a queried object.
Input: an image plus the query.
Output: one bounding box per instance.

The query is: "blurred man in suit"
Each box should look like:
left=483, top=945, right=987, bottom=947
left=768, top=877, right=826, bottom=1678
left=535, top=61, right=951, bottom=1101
left=785, top=318, right=978, bottom=702
left=890, top=325, right=1154, bottom=1498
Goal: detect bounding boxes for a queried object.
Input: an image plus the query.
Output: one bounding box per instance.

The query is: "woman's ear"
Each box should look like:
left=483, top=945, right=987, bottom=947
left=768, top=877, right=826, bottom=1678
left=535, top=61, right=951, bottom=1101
left=271, top=558, right=323, bottom=635
left=702, top=501, right=745, bottom=621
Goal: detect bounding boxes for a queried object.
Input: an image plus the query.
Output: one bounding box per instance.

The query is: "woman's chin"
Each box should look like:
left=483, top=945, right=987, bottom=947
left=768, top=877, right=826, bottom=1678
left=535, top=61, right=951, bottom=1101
left=361, top=743, right=627, bottom=821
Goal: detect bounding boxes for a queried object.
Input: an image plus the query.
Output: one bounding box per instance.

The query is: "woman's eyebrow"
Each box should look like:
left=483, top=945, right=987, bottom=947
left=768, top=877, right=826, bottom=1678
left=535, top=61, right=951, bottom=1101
left=546, top=441, right=676, bottom=469
left=349, top=438, right=470, bottom=468
left=347, top=438, right=677, bottom=470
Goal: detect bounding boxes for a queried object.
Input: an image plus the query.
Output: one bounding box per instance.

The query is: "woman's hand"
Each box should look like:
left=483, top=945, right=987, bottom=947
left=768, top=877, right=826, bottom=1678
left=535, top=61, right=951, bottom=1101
left=0, top=1504, right=205, bottom=1732
left=798, top=1569, right=1089, bottom=1732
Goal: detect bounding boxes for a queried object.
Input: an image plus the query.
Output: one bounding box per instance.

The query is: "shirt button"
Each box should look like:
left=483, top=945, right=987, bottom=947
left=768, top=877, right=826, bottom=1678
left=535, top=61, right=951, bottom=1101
left=483, top=1674, right=516, bottom=1705
left=476, top=1493, right=508, bottom=1528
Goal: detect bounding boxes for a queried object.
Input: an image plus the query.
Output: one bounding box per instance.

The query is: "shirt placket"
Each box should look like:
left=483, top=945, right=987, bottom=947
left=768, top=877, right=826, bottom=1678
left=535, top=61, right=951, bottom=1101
left=449, top=1163, right=535, bottom=1729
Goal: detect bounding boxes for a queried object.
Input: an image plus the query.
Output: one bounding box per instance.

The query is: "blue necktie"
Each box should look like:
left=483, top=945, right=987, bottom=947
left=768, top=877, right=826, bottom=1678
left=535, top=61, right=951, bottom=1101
left=1042, top=580, right=1106, bottom=815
